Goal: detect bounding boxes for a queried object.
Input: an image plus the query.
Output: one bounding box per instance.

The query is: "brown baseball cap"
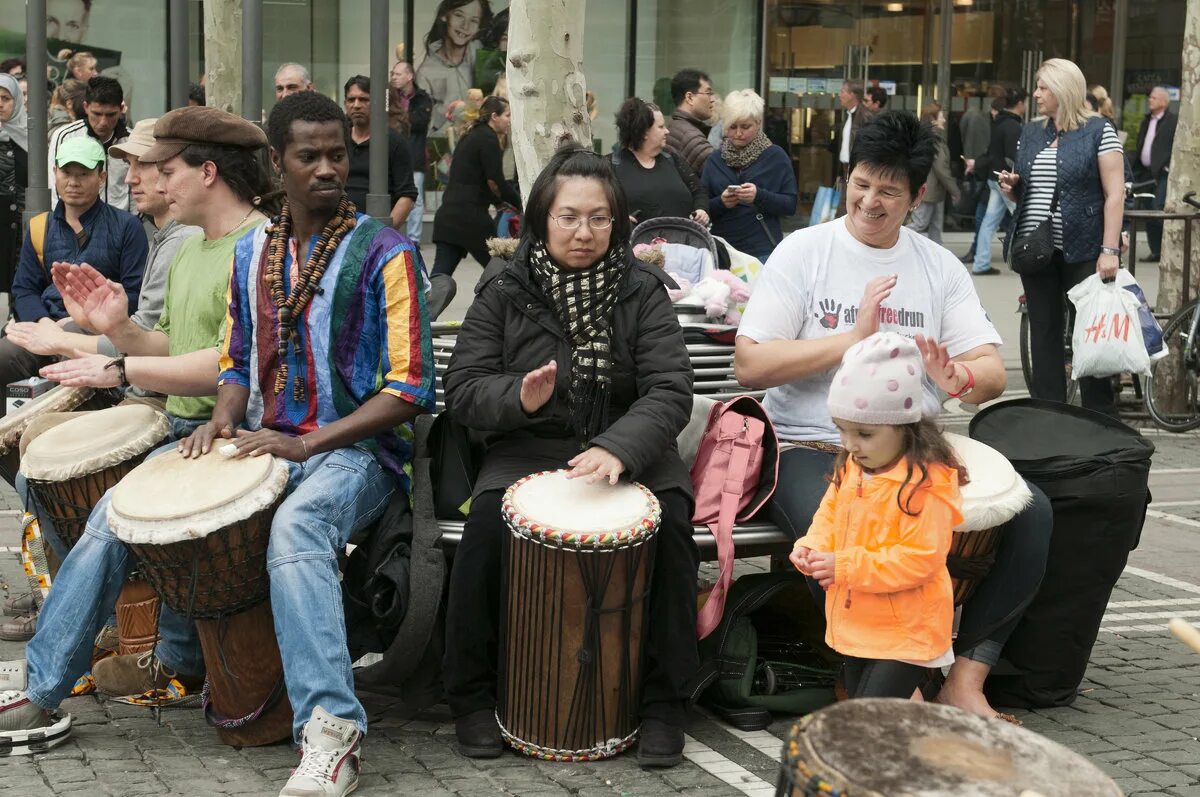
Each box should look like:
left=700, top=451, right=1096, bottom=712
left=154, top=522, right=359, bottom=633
left=140, top=106, right=268, bottom=164
left=108, top=118, right=158, bottom=160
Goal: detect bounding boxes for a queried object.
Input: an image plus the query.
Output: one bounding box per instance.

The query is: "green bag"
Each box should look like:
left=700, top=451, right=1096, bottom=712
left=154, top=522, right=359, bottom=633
left=690, top=572, right=839, bottom=731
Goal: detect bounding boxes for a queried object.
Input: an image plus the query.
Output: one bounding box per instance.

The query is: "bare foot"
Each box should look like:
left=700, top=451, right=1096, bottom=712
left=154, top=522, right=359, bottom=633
left=934, top=658, right=1001, bottom=720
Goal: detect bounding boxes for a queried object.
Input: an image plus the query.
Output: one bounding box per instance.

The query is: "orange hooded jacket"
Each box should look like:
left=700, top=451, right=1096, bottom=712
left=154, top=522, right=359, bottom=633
left=795, top=456, right=963, bottom=662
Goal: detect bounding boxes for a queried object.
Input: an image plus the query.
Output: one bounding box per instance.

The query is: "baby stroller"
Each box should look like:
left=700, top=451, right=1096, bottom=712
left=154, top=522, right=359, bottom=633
left=631, top=217, right=724, bottom=324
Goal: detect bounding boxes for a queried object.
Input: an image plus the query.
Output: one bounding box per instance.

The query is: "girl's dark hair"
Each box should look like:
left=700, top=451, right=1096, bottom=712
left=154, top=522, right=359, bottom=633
left=520, top=140, right=632, bottom=257
left=179, top=143, right=278, bottom=214
left=848, top=109, right=937, bottom=198
left=472, top=95, right=508, bottom=129
left=615, top=97, right=658, bottom=151
left=424, top=0, right=493, bottom=55
left=830, top=417, right=969, bottom=516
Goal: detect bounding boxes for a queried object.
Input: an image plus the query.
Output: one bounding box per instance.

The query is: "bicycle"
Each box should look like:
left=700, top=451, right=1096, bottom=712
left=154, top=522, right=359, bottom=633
left=1143, top=192, right=1200, bottom=431
left=1016, top=179, right=1159, bottom=405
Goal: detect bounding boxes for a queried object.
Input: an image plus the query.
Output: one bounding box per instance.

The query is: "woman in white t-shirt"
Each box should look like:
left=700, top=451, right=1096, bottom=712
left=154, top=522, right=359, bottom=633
left=998, top=58, right=1127, bottom=416
left=736, top=111, right=1052, bottom=724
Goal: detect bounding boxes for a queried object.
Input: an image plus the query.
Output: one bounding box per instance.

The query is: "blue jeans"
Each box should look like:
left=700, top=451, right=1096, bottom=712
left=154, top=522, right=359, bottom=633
left=973, top=181, right=1017, bottom=273
left=269, top=446, right=395, bottom=741
left=406, top=171, right=425, bottom=243
left=25, top=421, right=211, bottom=712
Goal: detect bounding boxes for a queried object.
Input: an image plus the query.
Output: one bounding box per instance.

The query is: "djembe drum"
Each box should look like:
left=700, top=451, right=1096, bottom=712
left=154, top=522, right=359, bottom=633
left=20, top=404, right=170, bottom=552
left=776, top=699, right=1120, bottom=796
left=0, top=386, right=115, bottom=485
left=109, top=447, right=293, bottom=747
left=498, top=470, right=660, bottom=761
left=945, top=433, right=1033, bottom=606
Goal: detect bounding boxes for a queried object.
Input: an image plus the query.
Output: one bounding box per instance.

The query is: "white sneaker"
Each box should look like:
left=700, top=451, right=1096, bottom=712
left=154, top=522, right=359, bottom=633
left=0, top=689, right=72, bottom=755
left=278, top=707, right=361, bottom=797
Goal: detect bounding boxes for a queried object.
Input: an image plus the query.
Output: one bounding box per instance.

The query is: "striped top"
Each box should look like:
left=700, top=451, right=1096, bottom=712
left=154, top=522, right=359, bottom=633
left=217, top=214, right=436, bottom=495
left=1016, top=122, right=1123, bottom=250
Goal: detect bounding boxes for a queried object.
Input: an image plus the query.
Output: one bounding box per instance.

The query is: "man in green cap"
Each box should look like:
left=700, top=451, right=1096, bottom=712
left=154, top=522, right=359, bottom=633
left=0, top=134, right=146, bottom=417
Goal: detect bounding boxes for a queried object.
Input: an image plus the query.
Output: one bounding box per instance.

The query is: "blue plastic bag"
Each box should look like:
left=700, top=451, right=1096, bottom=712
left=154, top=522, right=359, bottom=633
left=1118, top=270, right=1166, bottom=360
left=808, top=186, right=842, bottom=227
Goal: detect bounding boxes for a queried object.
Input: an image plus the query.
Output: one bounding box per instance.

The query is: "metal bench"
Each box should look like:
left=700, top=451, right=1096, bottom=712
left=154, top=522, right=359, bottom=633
left=427, top=321, right=792, bottom=562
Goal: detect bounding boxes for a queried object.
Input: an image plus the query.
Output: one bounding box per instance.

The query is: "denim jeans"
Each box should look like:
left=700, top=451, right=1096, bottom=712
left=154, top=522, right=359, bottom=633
left=25, top=420, right=211, bottom=712
left=269, top=446, right=395, bottom=741
left=407, top=171, right=425, bottom=243
left=973, top=181, right=1017, bottom=274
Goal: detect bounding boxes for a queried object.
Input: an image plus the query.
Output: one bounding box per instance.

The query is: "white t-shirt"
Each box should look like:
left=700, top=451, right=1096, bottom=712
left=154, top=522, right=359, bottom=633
left=738, top=217, right=1002, bottom=443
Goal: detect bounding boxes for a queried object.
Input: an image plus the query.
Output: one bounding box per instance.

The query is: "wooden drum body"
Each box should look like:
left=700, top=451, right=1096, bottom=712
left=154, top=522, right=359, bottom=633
left=777, top=699, right=1120, bottom=796
left=109, top=448, right=293, bottom=747
left=20, top=405, right=170, bottom=552
left=0, top=386, right=116, bottom=486
left=945, top=433, right=1033, bottom=606
left=499, top=471, right=660, bottom=762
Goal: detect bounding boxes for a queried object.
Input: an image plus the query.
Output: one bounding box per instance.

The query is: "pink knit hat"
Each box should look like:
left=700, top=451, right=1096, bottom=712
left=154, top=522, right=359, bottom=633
left=827, top=332, right=924, bottom=425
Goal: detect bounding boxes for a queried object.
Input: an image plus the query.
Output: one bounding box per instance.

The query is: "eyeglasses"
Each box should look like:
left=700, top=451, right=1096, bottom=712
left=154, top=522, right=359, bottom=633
left=550, top=214, right=614, bottom=231
left=697, top=90, right=715, bottom=96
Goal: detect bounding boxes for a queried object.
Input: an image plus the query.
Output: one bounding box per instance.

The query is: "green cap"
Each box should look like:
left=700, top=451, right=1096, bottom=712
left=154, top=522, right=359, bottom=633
left=55, top=137, right=106, bottom=169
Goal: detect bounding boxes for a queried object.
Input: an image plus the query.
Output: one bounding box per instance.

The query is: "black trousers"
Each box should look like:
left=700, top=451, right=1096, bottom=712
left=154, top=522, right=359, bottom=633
left=842, top=657, right=929, bottom=699
left=443, top=487, right=700, bottom=728
left=431, top=240, right=491, bottom=278
left=769, top=446, right=1052, bottom=659
left=1020, top=251, right=1116, bottom=416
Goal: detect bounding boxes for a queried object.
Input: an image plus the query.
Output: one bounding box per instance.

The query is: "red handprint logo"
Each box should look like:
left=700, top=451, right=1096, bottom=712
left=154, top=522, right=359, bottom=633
left=816, top=299, right=842, bottom=330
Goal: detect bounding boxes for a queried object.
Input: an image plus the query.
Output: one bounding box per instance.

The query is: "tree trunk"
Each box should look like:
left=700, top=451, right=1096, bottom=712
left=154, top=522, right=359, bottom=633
left=506, top=0, right=592, bottom=206
left=1154, top=0, right=1200, bottom=410
left=204, top=0, right=243, bottom=116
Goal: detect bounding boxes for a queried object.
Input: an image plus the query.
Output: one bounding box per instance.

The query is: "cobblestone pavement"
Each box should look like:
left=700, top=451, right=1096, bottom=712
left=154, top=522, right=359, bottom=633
left=3, top=237, right=1200, bottom=795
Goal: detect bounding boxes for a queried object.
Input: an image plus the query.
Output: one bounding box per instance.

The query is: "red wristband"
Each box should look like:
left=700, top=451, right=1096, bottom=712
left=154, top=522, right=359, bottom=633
left=947, top=363, right=975, bottom=398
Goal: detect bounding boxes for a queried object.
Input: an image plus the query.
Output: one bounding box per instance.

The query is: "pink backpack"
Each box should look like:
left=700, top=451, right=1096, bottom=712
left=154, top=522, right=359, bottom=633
left=691, top=396, right=779, bottom=638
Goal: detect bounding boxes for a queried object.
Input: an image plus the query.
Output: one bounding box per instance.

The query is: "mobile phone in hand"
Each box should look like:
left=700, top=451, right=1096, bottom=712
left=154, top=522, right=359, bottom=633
left=726, top=185, right=740, bottom=194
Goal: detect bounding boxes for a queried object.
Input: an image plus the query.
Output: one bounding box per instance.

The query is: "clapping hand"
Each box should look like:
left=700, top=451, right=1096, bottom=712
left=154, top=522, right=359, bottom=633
left=853, top=275, right=897, bottom=341
left=519, top=360, right=557, bottom=415
left=915, top=334, right=967, bottom=397
left=4, top=318, right=65, bottom=356
left=52, top=262, right=129, bottom=336
left=40, top=353, right=121, bottom=388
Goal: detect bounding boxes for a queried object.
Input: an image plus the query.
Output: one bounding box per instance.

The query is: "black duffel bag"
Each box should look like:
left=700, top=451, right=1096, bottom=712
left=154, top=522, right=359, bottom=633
left=970, top=399, right=1154, bottom=708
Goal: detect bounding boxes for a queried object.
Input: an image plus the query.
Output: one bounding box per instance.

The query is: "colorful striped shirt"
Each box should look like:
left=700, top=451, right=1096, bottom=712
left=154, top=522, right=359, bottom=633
left=217, top=214, right=435, bottom=495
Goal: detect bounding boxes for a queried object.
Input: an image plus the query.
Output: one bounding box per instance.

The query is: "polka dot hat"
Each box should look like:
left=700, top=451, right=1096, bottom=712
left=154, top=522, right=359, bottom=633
left=827, top=331, right=924, bottom=426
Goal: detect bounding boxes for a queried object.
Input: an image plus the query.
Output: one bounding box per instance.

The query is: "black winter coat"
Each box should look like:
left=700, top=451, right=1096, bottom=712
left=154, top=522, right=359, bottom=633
left=432, top=125, right=522, bottom=254
left=443, top=242, right=694, bottom=499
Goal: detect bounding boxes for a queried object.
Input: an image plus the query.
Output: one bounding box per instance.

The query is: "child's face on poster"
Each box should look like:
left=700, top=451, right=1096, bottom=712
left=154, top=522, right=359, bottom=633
left=443, top=1, right=483, bottom=48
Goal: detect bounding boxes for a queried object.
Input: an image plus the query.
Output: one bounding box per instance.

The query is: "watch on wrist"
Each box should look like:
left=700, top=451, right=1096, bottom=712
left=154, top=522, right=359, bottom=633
left=1100, top=246, right=1121, bottom=257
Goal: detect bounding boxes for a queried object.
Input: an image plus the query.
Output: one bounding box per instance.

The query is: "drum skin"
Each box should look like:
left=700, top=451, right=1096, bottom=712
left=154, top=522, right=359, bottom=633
left=498, top=471, right=660, bottom=761
left=777, top=699, right=1120, bottom=797
left=0, top=387, right=115, bottom=486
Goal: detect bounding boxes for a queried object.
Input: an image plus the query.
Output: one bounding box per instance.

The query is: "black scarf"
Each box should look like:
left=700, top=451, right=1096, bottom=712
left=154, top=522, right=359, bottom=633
left=527, top=240, right=627, bottom=445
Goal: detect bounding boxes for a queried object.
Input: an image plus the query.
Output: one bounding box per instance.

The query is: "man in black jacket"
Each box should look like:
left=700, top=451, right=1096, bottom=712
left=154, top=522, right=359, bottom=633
left=1135, top=86, right=1177, bottom=262
left=970, top=88, right=1025, bottom=275
left=344, top=75, right=417, bottom=230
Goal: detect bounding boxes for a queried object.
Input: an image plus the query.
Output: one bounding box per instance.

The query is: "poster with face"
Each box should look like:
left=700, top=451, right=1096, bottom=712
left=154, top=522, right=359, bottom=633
left=416, top=0, right=510, bottom=133
left=0, top=0, right=168, bottom=118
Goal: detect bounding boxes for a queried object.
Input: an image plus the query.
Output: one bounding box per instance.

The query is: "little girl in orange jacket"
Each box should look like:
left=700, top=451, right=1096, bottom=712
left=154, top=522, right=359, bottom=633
left=791, top=332, right=966, bottom=699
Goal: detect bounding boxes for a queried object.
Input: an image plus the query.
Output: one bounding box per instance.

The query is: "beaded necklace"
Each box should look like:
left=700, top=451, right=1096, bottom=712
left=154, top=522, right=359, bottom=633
left=264, top=196, right=357, bottom=400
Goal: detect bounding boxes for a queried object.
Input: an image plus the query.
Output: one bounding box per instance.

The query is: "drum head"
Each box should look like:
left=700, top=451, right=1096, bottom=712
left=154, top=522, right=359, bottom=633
left=109, top=447, right=290, bottom=545
left=785, top=699, right=1120, bottom=797
left=503, top=470, right=660, bottom=548
left=20, top=404, right=170, bottom=481
left=0, top=386, right=95, bottom=453
left=945, top=433, right=1032, bottom=533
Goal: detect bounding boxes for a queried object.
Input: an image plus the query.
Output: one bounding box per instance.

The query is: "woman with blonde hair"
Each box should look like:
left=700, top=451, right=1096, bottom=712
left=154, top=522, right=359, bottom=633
left=700, top=88, right=797, bottom=260
left=1087, top=84, right=1128, bottom=146
left=999, top=58, right=1126, bottom=415
left=64, top=51, right=97, bottom=82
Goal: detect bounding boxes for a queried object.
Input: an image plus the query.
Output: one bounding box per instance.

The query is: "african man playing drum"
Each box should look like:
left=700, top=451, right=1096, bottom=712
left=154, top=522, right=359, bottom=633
left=2, top=94, right=435, bottom=797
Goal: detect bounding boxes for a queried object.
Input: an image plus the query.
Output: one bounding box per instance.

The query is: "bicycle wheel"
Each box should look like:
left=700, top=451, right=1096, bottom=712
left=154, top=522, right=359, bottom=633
left=1145, top=298, right=1200, bottom=432
left=1019, top=306, right=1078, bottom=404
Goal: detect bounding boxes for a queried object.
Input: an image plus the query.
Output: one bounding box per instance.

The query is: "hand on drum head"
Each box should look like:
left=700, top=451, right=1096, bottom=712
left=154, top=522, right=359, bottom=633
left=226, top=428, right=307, bottom=462
left=51, top=261, right=129, bottom=336
left=807, top=551, right=836, bottom=589
left=40, top=353, right=122, bottom=388
left=177, top=420, right=236, bottom=459
left=565, top=446, right=625, bottom=486
left=520, top=360, right=557, bottom=415
left=4, top=318, right=64, bottom=357
left=789, top=543, right=813, bottom=576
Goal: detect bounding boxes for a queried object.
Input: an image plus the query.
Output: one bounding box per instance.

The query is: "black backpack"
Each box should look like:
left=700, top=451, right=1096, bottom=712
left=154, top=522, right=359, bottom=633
left=688, top=571, right=840, bottom=731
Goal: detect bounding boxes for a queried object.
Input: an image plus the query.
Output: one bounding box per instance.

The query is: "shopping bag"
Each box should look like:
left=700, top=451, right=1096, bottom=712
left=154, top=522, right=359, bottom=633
left=1068, top=272, right=1152, bottom=379
left=1117, top=270, right=1167, bottom=360
left=808, top=186, right=841, bottom=227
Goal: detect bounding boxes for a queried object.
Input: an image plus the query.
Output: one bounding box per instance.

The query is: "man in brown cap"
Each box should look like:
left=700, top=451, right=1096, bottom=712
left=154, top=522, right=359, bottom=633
left=0, top=105, right=273, bottom=755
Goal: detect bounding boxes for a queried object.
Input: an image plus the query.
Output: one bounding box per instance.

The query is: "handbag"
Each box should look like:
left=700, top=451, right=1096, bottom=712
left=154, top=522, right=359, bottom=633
left=1009, top=183, right=1059, bottom=275
left=428, top=411, right=482, bottom=519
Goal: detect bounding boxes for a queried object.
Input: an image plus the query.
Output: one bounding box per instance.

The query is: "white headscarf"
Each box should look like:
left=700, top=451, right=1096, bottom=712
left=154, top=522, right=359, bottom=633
left=0, top=73, right=28, bottom=152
